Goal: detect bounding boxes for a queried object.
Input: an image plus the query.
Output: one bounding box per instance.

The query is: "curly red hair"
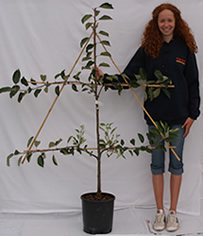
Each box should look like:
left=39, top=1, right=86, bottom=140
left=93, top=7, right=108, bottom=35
left=141, top=3, right=198, bottom=59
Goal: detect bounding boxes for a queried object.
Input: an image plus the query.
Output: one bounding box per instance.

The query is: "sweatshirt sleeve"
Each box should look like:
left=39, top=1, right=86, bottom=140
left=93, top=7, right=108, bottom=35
left=185, top=51, right=201, bottom=120
left=103, top=46, right=146, bottom=87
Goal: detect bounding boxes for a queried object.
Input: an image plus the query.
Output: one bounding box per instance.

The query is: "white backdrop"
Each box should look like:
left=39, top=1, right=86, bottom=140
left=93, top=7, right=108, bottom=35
left=0, top=0, right=202, bottom=215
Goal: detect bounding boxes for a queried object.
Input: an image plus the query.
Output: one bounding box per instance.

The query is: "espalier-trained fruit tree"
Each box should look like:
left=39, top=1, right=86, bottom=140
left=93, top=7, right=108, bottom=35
left=0, top=2, right=179, bottom=200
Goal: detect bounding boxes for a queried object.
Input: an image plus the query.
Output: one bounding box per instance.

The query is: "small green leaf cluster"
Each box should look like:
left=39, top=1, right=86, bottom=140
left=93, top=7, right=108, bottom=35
left=81, top=3, right=113, bottom=31
left=73, top=2, right=113, bottom=95
left=0, top=69, right=52, bottom=102
left=103, top=68, right=172, bottom=98
left=6, top=125, right=88, bottom=167
left=99, top=123, right=152, bottom=159
left=105, top=73, right=130, bottom=95
left=147, top=121, right=179, bottom=151
left=132, top=68, right=172, bottom=101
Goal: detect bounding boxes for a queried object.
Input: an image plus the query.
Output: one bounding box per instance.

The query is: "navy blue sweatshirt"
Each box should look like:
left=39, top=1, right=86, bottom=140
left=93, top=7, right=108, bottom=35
left=105, top=39, right=200, bottom=125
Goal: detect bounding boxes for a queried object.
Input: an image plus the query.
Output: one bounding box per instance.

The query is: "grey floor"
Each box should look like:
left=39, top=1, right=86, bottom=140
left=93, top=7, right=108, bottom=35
left=0, top=202, right=203, bottom=236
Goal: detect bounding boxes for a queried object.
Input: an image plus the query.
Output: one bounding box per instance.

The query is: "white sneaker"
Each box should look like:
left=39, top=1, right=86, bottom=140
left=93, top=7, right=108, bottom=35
left=153, top=209, right=166, bottom=231
left=166, top=210, right=179, bottom=232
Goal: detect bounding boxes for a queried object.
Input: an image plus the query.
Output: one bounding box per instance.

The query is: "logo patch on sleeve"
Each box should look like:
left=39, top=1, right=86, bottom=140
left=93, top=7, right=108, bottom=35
left=176, top=57, right=186, bottom=65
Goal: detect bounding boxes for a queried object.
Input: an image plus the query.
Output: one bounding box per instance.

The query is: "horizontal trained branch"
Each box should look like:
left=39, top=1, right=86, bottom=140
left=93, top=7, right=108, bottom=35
left=21, top=145, right=176, bottom=154
left=25, top=80, right=175, bottom=88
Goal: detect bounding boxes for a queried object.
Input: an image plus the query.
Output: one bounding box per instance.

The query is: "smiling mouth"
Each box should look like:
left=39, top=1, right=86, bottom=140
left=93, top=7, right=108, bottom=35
left=162, top=28, right=172, bottom=33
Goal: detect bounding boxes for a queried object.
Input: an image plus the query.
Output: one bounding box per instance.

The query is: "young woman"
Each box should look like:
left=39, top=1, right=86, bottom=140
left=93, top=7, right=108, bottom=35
left=96, top=3, right=200, bottom=232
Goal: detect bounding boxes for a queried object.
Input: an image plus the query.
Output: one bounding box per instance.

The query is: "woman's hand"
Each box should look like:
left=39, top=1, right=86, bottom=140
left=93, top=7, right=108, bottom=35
left=182, top=117, right=194, bottom=137
left=93, top=66, right=104, bottom=80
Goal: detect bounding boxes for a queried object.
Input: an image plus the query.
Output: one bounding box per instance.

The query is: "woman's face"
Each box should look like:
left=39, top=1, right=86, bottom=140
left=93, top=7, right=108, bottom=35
left=158, top=9, right=175, bottom=42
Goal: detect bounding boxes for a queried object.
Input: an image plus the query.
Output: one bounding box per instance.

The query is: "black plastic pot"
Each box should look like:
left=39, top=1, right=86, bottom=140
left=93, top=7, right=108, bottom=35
left=81, top=192, right=115, bottom=234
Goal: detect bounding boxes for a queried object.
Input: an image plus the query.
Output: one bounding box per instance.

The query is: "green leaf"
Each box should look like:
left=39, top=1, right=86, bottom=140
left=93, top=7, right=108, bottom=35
left=144, top=90, right=148, bottom=101
left=86, top=44, right=94, bottom=52
left=14, top=150, right=20, bottom=155
left=154, top=70, right=163, bottom=80
left=82, top=60, right=94, bottom=70
left=139, top=68, right=147, bottom=80
left=55, top=70, right=65, bottom=80
left=67, top=136, right=73, bottom=143
left=9, top=85, right=20, bottom=98
left=72, top=84, right=78, bottom=92
left=170, top=128, right=179, bottom=133
left=44, top=86, right=49, bottom=93
left=99, top=3, right=114, bottom=9
left=100, top=143, right=106, bottom=149
left=140, top=146, right=147, bottom=151
left=49, top=142, right=55, bottom=148
left=99, top=62, right=110, bottom=67
left=99, top=139, right=105, bottom=143
left=134, top=148, right=140, bottom=156
left=52, top=155, right=58, bottom=166
left=129, top=150, right=133, bottom=156
left=135, top=74, right=141, bottom=80
left=27, top=136, right=34, bottom=148
left=120, top=139, right=125, bottom=146
left=138, top=133, right=144, bottom=143
left=55, top=138, right=63, bottom=146
left=99, top=15, right=112, bottom=21
left=162, top=88, right=171, bottom=98
left=27, top=153, right=32, bottom=162
left=18, top=156, right=23, bottom=166
left=12, top=69, right=21, bottom=84
left=82, top=56, right=92, bottom=62
left=40, top=74, right=47, bottom=81
left=100, top=52, right=111, bottom=57
left=55, top=86, right=60, bottom=96
left=82, top=88, right=88, bottom=92
left=7, top=153, right=14, bottom=166
left=80, top=37, right=89, bottom=48
left=165, top=133, right=178, bottom=142
left=34, top=140, right=41, bottom=147
left=37, top=155, right=44, bottom=167
left=110, top=127, right=117, bottom=135
left=18, top=92, right=27, bottom=103
left=147, top=80, right=156, bottom=84
left=81, top=14, right=92, bottom=24
left=130, top=139, right=135, bottom=146
left=85, top=22, right=92, bottom=30
left=145, top=147, right=152, bottom=154
left=160, top=120, right=166, bottom=131
left=148, top=88, right=154, bottom=102
left=153, top=88, right=161, bottom=98
left=0, top=87, right=11, bottom=94
left=73, top=72, right=81, bottom=81
left=21, top=77, right=28, bottom=86
left=100, top=40, right=111, bottom=46
left=60, top=148, right=70, bottom=155
left=34, top=89, right=41, bottom=98
left=99, top=30, right=109, bottom=37
left=31, top=78, right=37, bottom=85
left=28, top=87, right=32, bottom=93
left=155, top=126, right=162, bottom=137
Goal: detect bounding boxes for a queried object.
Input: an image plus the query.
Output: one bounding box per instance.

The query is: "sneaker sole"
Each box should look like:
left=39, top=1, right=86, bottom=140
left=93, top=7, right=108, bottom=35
left=166, top=226, right=179, bottom=232
left=153, top=226, right=166, bottom=231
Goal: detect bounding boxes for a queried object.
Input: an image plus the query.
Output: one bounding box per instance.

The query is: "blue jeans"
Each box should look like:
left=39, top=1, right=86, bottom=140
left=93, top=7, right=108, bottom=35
left=148, top=125, right=185, bottom=175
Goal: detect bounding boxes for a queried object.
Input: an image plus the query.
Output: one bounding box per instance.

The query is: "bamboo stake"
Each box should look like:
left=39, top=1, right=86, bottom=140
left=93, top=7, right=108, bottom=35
left=21, top=31, right=94, bottom=164
left=96, top=33, right=180, bottom=161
